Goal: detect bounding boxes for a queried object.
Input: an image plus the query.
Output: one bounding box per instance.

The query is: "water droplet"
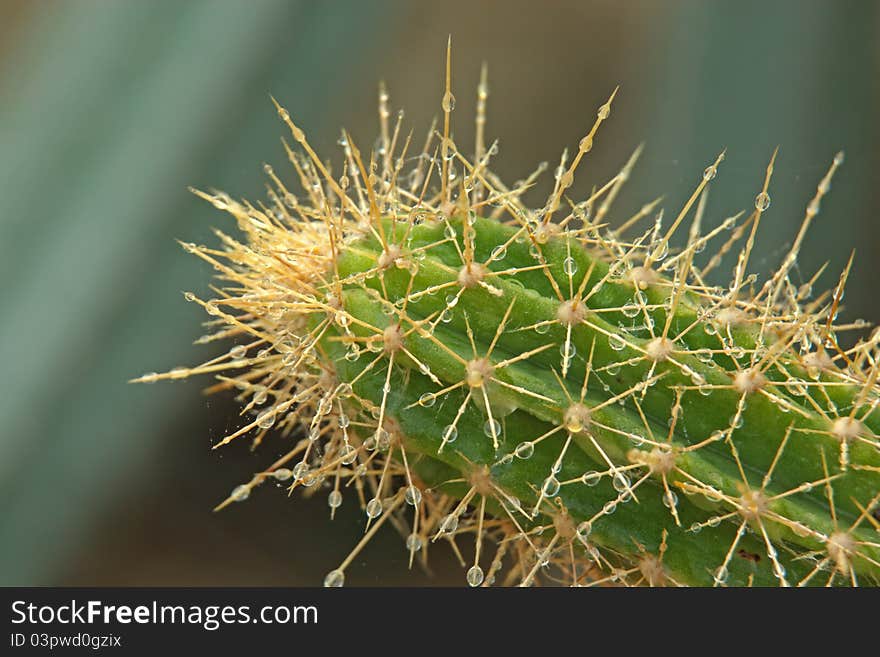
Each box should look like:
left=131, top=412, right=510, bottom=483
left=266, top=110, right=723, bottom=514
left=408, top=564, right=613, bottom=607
left=405, top=486, right=422, bottom=506
left=576, top=521, right=592, bottom=540
left=229, top=345, right=247, bottom=359
left=541, top=476, right=561, bottom=497
left=256, top=410, right=276, bottom=429
left=440, top=514, right=459, bottom=534
left=707, top=516, right=721, bottom=528
left=713, top=565, right=729, bottom=585
left=328, top=490, right=343, bottom=509
left=341, top=446, right=357, bottom=465
left=579, top=136, right=593, bottom=152
left=663, top=490, right=678, bottom=509
left=621, top=303, right=640, bottom=318
left=442, top=91, right=456, bottom=112
left=442, top=425, right=458, bottom=443
left=560, top=342, right=577, bottom=359
left=292, top=462, right=309, bottom=481
left=515, top=441, right=535, bottom=459
left=324, top=569, right=345, bottom=587
left=406, top=534, right=423, bottom=553
left=754, top=192, right=771, bottom=211
left=490, top=245, right=507, bottom=261
left=582, top=470, right=601, bottom=486
left=703, top=165, right=717, bottom=181
left=603, top=500, right=618, bottom=515
left=562, top=257, right=578, bottom=276
left=612, top=473, right=630, bottom=492
left=377, top=428, right=391, bottom=451
left=609, top=334, right=626, bottom=351
left=273, top=468, right=293, bottom=481
left=467, top=565, right=484, bottom=587
left=230, top=485, right=249, bottom=502
left=366, top=498, right=383, bottom=518
left=597, top=103, right=611, bottom=120
left=483, top=419, right=501, bottom=440
left=418, top=392, right=436, bottom=408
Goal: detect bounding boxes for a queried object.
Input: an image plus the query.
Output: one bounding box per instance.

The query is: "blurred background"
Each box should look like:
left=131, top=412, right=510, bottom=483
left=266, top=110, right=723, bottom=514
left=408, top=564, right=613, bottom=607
left=1, top=0, right=878, bottom=586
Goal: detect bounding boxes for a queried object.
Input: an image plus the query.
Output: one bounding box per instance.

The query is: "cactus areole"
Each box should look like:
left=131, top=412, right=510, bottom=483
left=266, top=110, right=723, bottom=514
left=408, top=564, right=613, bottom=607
left=138, top=49, right=880, bottom=587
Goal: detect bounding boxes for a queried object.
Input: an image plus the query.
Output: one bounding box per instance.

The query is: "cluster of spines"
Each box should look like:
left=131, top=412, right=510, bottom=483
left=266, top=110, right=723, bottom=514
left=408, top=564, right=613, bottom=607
left=136, top=43, right=880, bottom=586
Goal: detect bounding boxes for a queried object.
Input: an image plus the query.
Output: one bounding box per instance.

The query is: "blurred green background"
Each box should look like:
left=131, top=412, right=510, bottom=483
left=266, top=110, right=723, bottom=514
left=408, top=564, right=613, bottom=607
left=1, top=0, right=878, bottom=586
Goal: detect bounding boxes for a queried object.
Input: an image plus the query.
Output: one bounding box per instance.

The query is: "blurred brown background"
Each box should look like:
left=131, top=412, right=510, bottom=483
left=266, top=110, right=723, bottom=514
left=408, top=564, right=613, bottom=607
left=0, top=0, right=878, bottom=586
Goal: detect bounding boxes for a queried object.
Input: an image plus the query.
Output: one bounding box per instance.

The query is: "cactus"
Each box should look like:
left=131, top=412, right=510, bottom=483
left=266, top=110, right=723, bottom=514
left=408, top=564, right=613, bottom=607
left=137, top=47, right=880, bottom=587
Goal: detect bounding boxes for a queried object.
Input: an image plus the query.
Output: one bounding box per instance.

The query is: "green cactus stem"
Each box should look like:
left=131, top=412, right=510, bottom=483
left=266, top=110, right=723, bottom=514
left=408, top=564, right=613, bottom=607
left=137, top=50, right=880, bottom=587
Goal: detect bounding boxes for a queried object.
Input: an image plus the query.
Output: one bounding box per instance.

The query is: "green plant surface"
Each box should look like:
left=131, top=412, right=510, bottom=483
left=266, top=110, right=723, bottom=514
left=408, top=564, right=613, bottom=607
left=141, top=50, right=880, bottom=587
